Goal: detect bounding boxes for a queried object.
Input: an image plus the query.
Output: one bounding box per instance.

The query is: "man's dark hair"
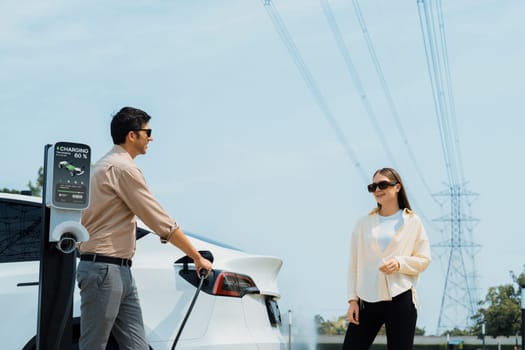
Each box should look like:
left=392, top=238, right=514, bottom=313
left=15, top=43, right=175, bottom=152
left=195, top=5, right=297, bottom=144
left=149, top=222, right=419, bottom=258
left=111, top=106, right=152, bottom=145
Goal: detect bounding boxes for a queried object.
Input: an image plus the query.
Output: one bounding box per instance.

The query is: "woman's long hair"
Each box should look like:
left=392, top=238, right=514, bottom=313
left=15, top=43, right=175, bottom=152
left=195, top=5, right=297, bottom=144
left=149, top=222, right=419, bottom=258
left=373, top=167, right=412, bottom=210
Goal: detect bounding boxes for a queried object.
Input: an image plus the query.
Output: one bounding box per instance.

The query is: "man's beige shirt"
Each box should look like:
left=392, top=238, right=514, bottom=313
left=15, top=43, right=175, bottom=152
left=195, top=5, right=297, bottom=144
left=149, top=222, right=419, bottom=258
left=79, top=145, right=178, bottom=258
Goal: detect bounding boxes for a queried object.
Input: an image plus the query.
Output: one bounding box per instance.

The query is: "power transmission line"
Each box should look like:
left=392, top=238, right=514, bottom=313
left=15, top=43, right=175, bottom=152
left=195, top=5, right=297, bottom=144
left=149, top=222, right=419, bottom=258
left=350, top=0, right=438, bottom=198
left=417, top=0, right=465, bottom=186
left=323, top=0, right=437, bottom=229
left=321, top=0, right=398, bottom=169
left=417, top=0, right=480, bottom=334
left=262, top=0, right=368, bottom=183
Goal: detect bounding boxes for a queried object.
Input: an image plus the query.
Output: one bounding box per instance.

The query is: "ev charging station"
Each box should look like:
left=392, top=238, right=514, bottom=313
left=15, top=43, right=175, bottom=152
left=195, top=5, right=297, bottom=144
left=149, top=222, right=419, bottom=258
left=37, top=142, right=91, bottom=350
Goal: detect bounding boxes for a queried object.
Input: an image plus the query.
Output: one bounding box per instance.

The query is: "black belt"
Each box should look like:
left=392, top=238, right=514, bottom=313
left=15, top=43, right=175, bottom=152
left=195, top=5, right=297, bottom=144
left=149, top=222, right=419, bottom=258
left=80, top=254, right=132, bottom=267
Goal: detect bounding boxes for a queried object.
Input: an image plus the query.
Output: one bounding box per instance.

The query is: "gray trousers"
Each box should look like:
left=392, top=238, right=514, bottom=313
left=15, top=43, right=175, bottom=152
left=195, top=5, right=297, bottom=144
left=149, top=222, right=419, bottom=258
left=77, top=260, right=149, bottom=350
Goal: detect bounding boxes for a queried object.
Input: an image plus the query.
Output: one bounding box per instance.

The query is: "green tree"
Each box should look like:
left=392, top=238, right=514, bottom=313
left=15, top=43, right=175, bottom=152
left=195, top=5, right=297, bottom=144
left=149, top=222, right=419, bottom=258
left=442, top=327, right=472, bottom=336
left=27, top=166, right=44, bottom=196
left=1, top=166, right=43, bottom=196
left=0, top=187, right=20, bottom=194
left=315, top=314, right=426, bottom=336
left=470, top=268, right=524, bottom=337
left=314, top=315, right=347, bottom=335
left=415, top=326, right=426, bottom=336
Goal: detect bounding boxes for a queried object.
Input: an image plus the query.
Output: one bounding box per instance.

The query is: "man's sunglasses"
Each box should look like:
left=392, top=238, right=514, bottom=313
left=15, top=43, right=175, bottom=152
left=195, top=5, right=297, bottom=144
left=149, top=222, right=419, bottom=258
left=367, top=181, right=398, bottom=193
left=134, top=128, right=152, bottom=137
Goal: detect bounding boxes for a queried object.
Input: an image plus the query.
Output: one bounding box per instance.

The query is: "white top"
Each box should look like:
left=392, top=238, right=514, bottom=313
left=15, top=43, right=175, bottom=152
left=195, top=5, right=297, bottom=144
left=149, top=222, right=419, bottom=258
left=377, top=209, right=403, bottom=251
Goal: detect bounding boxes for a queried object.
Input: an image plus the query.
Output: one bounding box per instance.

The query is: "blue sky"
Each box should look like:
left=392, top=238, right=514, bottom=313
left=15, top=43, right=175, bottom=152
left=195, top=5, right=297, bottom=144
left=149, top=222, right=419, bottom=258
left=1, top=0, right=524, bottom=337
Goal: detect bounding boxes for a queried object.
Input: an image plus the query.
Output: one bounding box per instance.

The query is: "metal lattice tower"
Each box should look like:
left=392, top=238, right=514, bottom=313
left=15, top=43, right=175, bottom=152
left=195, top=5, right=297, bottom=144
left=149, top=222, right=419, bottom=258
left=433, top=184, right=480, bottom=334
left=416, top=0, right=482, bottom=334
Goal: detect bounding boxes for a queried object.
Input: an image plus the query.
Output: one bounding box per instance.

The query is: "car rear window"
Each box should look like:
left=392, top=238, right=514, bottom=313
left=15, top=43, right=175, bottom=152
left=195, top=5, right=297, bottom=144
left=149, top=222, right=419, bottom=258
left=0, top=199, right=42, bottom=262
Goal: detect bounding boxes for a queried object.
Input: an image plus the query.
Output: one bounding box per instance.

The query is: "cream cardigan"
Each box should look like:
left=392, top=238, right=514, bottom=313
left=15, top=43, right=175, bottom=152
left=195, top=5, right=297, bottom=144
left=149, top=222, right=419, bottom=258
left=347, top=208, right=431, bottom=306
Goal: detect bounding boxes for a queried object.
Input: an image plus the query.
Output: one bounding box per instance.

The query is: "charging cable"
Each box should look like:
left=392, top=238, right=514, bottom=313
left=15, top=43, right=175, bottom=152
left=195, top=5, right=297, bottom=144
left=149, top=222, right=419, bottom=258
left=171, top=269, right=208, bottom=350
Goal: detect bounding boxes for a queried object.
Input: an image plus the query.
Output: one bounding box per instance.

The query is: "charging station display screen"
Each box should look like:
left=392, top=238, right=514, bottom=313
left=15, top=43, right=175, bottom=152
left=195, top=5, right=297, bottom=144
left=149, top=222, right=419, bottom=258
left=52, top=142, right=91, bottom=210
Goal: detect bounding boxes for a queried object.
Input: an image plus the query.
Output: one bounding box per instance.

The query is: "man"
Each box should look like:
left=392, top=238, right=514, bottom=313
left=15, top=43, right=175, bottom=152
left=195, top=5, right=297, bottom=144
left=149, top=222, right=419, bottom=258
left=77, top=106, right=212, bottom=350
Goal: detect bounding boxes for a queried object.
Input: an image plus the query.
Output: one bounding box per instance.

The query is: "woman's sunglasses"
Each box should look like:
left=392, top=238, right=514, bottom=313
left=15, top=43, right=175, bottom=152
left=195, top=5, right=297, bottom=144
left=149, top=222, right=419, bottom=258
left=367, top=181, right=398, bottom=193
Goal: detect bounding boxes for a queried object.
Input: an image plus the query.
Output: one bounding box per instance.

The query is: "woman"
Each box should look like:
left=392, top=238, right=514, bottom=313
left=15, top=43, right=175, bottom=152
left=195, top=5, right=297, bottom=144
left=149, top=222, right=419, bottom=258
left=343, top=168, right=431, bottom=350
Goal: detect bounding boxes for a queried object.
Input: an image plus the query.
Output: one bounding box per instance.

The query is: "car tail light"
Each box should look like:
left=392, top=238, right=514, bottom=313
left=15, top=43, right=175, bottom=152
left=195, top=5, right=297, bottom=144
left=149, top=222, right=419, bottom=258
left=178, top=269, right=260, bottom=298
left=212, top=271, right=259, bottom=297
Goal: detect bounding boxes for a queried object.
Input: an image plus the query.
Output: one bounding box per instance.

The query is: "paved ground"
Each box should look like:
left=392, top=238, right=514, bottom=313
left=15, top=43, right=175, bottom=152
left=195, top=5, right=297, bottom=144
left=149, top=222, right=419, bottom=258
left=317, top=335, right=521, bottom=346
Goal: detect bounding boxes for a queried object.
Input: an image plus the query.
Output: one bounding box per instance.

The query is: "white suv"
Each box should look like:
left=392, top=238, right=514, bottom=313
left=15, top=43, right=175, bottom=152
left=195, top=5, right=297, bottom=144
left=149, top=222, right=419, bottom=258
left=0, top=193, right=285, bottom=349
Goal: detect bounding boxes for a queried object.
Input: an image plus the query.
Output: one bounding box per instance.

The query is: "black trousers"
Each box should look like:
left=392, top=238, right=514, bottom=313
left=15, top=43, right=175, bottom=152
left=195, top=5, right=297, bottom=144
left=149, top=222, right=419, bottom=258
left=342, top=289, right=417, bottom=350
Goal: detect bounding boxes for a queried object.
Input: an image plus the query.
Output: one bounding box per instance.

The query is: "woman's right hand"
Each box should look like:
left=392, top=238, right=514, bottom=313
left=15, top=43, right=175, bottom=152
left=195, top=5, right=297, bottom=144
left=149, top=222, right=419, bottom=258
left=347, top=300, right=360, bottom=325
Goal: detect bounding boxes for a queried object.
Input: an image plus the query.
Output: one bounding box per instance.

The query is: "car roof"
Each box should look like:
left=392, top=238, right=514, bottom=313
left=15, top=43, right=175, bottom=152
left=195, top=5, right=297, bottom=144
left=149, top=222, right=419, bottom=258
left=184, top=231, right=240, bottom=251
left=135, top=220, right=241, bottom=251
left=0, top=192, right=41, bottom=203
